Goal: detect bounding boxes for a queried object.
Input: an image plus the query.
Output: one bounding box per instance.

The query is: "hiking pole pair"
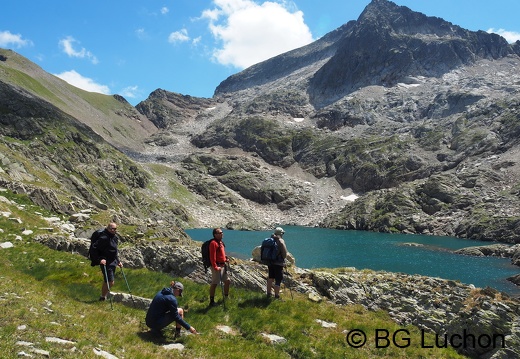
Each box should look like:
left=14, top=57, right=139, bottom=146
left=120, top=266, right=136, bottom=308
left=102, top=265, right=113, bottom=310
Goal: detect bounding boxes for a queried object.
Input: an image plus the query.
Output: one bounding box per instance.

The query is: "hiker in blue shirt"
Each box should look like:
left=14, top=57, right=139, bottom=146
left=266, top=227, right=288, bottom=299
left=145, top=281, right=198, bottom=338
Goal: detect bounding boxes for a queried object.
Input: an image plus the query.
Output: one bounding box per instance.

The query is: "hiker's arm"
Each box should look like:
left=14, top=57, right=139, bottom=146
left=277, top=238, right=288, bottom=259
left=95, top=238, right=107, bottom=264
left=170, top=302, right=191, bottom=330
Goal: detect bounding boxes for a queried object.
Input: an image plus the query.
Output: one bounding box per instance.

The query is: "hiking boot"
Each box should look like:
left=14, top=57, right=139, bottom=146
left=209, top=300, right=218, bottom=307
left=174, top=329, right=182, bottom=339
left=99, top=296, right=106, bottom=301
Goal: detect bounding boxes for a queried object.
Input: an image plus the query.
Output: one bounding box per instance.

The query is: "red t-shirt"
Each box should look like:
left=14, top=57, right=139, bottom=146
left=209, top=239, right=226, bottom=270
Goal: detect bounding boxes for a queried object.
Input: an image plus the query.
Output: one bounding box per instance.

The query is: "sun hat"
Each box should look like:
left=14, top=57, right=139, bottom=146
left=172, top=281, right=184, bottom=296
left=274, top=227, right=285, bottom=235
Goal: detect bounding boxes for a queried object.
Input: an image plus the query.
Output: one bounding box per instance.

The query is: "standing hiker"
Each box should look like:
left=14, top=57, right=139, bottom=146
left=90, top=222, right=123, bottom=301
left=145, top=281, right=198, bottom=338
left=266, top=227, right=288, bottom=299
left=208, top=228, right=230, bottom=306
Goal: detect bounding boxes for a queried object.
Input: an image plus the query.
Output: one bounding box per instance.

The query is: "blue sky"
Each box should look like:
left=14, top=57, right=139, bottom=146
left=2, top=0, right=519, bottom=106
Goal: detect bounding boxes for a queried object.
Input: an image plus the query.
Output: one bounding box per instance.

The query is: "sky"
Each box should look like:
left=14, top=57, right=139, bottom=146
left=2, top=0, right=520, bottom=106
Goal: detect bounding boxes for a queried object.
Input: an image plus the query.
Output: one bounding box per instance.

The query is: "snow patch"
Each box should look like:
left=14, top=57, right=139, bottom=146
left=340, top=194, right=359, bottom=202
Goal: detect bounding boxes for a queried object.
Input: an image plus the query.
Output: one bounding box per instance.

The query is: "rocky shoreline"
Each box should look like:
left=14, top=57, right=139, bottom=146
left=455, top=244, right=520, bottom=287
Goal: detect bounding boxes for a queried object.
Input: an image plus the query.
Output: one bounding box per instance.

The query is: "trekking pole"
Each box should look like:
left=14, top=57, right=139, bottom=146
left=219, top=268, right=226, bottom=310
left=284, top=269, right=293, bottom=300
left=103, top=265, right=113, bottom=310
left=120, top=267, right=136, bottom=308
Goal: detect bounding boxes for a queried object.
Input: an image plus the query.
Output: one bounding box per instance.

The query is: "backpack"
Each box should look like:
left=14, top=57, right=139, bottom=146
left=201, top=239, right=216, bottom=273
left=88, top=228, right=104, bottom=266
left=260, top=237, right=279, bottom=265
left=201, top=238, right=225, bottom=272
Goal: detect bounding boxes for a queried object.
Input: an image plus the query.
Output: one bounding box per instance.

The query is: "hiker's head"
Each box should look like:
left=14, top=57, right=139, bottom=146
left=107, top=222, right=117, bottom=233
left=274, top=227, right=285, bottom=236
left=171, top=281, right=184, bottom=297
left=213, top=228, right=223, bottom=238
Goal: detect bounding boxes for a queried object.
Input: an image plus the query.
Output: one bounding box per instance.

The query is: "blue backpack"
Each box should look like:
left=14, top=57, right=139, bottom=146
left=260, top=237, right=279, bottom=265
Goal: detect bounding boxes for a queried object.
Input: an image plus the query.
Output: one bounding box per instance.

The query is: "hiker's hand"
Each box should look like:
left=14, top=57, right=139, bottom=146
left=118, top=262, right=123, bottom=268
left=100, top=259, right=106, bottom=265
left=189, top=327, right=198, bottom=334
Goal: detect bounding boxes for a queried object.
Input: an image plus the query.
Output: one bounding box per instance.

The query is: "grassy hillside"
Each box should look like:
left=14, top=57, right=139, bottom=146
left=0, top=189, right=465, bottom=359
left=0, top=241, right=467, bottom=359
left=0, top=188, right=463, bottom=359
left=0, top=48, right=157, bottom=153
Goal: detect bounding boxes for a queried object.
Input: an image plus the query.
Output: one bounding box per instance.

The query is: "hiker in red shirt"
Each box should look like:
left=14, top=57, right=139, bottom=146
left=208, top=228, right=230, bottom=306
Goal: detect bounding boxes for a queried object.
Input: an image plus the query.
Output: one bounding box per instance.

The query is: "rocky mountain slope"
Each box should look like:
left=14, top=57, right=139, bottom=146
left=1, top=0, right=520, bottom=241
left=133, top=0, right=520, bottom=243
left=2, top=0, right=520, bottom=240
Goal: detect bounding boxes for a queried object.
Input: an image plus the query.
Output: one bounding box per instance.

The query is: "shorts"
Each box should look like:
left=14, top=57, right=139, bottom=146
left=100, top=264, right=116, bottom=283
left=268, top=265, right=284, bottom=286
left=211, top=264, right=229, bottom=285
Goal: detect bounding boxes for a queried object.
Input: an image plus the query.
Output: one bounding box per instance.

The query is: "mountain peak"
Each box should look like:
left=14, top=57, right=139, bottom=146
left=214, top=0, right=518, bottom=109
left=308, top=0, right=516, bottom=107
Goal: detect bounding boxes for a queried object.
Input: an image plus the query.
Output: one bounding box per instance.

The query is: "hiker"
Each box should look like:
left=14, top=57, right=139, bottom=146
left=266, top=227, right=288, bottom=299
left=145, top=281, right=198, bottom=338
left=90, top=222, right=123, bottom=301
left=208, top=228, right=230, bottom=306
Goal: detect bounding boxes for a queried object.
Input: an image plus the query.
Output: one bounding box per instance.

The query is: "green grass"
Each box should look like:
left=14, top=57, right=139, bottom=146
left=0, top=241, right=467, bottom=359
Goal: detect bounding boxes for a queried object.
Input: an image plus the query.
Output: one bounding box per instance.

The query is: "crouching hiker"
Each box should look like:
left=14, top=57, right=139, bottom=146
left=145, top=281, right=198, bottom=338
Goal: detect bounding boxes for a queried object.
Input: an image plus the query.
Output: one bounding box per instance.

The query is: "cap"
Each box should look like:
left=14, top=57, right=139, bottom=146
left=172, top=281, right=184, bottom=296
left=274, top=227, right=285, bottom=235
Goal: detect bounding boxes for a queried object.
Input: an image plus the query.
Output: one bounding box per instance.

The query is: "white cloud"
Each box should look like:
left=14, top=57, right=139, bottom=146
left=168, top=28, right=190, bottom=43
left=54, top=70, right=110, bottom=94
left=161, top=7, right=169, bottom=15
left=0, top=30, right=31, bottom=48
left=136, top=28, right=147, bottom=40
left=201, top=0, right=313, bottom=69
left=120, top=85, right=140, bottom=99
left=59, top=36, right=99, bottom=64
left=487, top=28, right=520, bottom=43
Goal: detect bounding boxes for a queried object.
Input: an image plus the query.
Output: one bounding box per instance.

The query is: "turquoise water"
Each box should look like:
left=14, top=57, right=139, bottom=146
left=186, top=226, right=520, bottom=295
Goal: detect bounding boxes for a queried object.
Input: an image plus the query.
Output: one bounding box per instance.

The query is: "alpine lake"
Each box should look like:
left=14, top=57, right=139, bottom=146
left=186, top=226, right=520, bottom=296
